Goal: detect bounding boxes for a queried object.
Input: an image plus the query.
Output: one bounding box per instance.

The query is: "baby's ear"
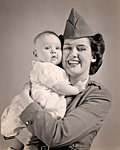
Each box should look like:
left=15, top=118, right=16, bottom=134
left=33, top=50, right=38, bottom=57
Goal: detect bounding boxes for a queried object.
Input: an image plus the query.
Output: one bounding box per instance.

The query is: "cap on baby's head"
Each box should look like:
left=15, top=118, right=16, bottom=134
left=63, top=8, right=95, bottom=39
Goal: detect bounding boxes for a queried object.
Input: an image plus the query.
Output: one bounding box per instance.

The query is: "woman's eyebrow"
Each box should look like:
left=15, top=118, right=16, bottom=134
left=78, top=44, right=88, bottom=48
left=64, top=43, right=89, bottom=48
left=64, top=43, right=71, bottom=45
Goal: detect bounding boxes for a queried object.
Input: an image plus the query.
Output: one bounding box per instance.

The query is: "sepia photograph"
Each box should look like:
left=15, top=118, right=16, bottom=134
left=0, top=0, right=120, bottom=150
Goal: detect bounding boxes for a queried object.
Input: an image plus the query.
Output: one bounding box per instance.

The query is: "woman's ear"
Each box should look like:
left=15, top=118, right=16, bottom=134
left=33, top=50, right=38, bottom=57
left=91, top=55, right=96, bottom=63
left=91, top=58, right=96, bottom=63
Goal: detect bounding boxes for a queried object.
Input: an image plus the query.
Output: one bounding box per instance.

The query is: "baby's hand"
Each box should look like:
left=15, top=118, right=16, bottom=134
left=20, top=82, right=31, bottom=99
left=75, top=80, right=86, bottom=92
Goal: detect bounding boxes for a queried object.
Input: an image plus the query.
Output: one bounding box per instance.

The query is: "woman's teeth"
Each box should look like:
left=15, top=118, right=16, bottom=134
left=68, top=60, right=80, bottom=65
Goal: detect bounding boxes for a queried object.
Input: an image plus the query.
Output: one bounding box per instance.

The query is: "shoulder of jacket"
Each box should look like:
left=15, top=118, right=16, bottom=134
left=86, top=80, right=112, bottom=100
left=75, top=80, right=112, bottom=107
left=87, top=80, right=103, bottom=89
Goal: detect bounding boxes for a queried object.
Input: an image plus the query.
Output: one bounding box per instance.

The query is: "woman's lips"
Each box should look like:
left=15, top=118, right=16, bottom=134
left=67, top=60, right=80, bottom=67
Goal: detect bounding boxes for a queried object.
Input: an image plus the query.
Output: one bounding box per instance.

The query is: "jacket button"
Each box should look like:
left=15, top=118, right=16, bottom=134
left=25, top=120, right=32, bottom=126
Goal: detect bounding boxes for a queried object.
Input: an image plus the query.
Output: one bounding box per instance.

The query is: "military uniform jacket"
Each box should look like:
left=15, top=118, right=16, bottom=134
left=20, top=79, right=112, bottom=150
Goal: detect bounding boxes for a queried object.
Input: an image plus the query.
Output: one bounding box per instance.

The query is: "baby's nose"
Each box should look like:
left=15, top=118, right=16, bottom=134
left=50, top=48, right=56, bottom=54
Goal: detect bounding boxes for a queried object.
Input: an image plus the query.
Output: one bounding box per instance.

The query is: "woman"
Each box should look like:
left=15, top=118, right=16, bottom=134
left=12, top=8, right=111, bottom=150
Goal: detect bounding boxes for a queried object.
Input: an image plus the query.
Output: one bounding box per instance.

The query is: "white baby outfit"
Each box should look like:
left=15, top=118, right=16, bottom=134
left=30, top=61, right=69, bottom=118
left=1, top=61, right=69, bottom=137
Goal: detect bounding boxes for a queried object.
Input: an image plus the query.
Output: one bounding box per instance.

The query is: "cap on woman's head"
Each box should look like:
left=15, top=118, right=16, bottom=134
left=64, top=8, right=95, bottom=39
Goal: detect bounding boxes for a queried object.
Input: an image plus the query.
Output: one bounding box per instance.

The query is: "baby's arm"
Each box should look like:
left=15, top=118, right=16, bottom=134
left=51, top=80, right=86, bottom=96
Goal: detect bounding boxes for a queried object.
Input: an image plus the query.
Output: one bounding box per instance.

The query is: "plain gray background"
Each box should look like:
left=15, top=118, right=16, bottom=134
left=0, top=0, right=120, bottom=150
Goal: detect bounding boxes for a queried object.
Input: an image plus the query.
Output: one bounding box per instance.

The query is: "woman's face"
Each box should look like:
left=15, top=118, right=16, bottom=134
left=62, top=38, right=94, bottom=80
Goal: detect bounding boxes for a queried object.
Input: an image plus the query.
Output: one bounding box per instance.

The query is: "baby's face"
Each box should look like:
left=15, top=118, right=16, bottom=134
left=35, top=34, right=62, bottom=65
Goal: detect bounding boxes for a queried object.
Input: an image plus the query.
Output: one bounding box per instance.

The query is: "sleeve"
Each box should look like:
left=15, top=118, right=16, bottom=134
left=20, top=86, right=112, bottom=147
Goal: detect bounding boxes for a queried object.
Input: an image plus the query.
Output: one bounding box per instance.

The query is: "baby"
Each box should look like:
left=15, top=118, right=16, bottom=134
left=1, top=31, right=86, bottom=150
left=30, top=31, right=84, bottom=118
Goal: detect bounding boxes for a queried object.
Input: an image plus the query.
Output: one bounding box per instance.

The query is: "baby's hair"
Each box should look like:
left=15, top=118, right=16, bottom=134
left=33, top=31, right=60, bottom=44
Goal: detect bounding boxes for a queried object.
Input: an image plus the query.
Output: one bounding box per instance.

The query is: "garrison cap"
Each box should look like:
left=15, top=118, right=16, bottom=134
left=64, top=8, right=95, bottom=39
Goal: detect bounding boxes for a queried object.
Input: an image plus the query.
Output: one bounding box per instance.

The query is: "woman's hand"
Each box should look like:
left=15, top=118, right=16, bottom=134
left=16, top=127, right=40, bottom=146
left=16, top=128, right=33, bottom=145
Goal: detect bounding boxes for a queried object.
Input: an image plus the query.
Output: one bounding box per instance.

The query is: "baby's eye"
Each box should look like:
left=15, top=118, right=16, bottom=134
left=56, top=47, right=61, bottom=50
left=45, top=46, right=50, bottom=50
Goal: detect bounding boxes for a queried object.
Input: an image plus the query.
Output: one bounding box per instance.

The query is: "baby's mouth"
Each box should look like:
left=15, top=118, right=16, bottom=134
left=51, top=55, right=58, bottom=59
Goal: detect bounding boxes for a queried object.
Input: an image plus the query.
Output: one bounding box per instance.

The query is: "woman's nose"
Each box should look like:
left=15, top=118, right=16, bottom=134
left=71, top=47, right=78, bottom=57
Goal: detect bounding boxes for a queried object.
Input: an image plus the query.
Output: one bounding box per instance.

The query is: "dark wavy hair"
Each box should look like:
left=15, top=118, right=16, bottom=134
left=88, top=33, right=105, bottom=75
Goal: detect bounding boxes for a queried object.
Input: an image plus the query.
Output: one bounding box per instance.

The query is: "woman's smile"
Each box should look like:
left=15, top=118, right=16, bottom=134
left=67, top=59, right=81, bottom=67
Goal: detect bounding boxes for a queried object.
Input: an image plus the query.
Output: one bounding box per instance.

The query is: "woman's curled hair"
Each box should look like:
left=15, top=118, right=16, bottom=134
left=88, top=33, right=105, bottom=75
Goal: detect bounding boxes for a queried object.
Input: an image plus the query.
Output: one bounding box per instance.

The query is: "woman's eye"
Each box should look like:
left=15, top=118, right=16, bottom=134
left=77, top=47, right=86, bottom=51
left=63, top=47, right=72, bottom=50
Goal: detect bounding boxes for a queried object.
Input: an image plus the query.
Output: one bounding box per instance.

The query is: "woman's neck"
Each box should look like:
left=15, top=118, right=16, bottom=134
left=70, top=74, right=89, bottom=85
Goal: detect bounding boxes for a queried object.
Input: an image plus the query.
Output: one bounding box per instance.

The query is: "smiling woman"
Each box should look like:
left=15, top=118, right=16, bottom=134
left=62, top=38, right=94, bottom=83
